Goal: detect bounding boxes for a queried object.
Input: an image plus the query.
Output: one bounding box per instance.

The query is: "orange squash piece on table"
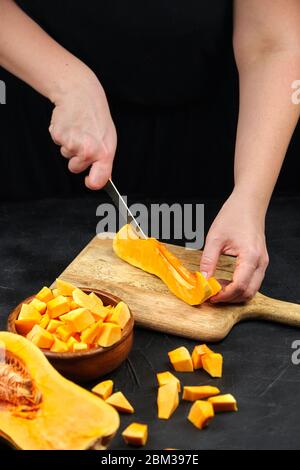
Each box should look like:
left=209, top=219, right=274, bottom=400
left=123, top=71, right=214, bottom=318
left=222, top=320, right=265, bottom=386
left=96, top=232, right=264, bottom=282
left=35, top=286, right=54, bottom=303
left=168, top=346, right=193, bottom=372
left=183, top=386, right=220, bottom=401
left=188, top=400, right=214, bottom=429
left=202, top=353, right=223, bottom=378
left=208, top=394, right=238, bottom=412
left=27, top=325, right=54, bottom=349
left=47, top=295, right=70, bottom=319
left=98, top=323, right=121, bottom=348
left=107, top=301, right=130, bottom=329
left=92, top=380, right=114, bottom=400
left=157, top=382, right=179, bottom=420
left=106, top=392, right=134, bottom=414
left=191, top=344, right=213, bottom=369
left=113, top=224, right=221, bottom=305
left=156, top=371, right=181, bottom=392
left=122, top=423, right=148, bottom=446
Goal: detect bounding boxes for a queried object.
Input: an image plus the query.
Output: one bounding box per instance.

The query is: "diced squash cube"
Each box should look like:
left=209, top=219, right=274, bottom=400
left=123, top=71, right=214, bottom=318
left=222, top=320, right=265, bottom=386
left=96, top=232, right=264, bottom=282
left=168, top=346, right=193, bottom=372
left=202, top=353, right=223, bottom=378
left=122, top=423, right=148, bottom=447
left=156, top=371, right=181, bottom=392
left=52, top=288, right=60, bottom=297
left=50, top=336, right=69, bottom=353
left=56, top=323, right=76, bottom=342
left=107, top=301, right=130, bottom=329
left=18, top=304, right=41, bottom=322
left=182, top=386, right=220, bottom=401
left=70, top=300, right=80, bottom=310
left=46, top=319, right=62, bottom=333
left=89, top=292, right=103, bottom=306
left=27, top=325, right=54, bottom=349
left=80, top=321, right=103, bottom=345
left=39, top=312, right=50, bottom=329
left=191, top=344, right=213, bottom=369
left=67, top=336, right=79, bottom=351
left=56, top=278, right=77, bottom=296
left=29, top=298, right=47, bottom=314
left=157, top=382, right=179, bottom=420
left=73, top=342, right=88, bottom=352
left=36, top=286, right=54, bottom=303
left=47, top=295, right=70, bottom=318
left=208, top=394, right=238, bottom=412
left=97, top=323, right=121, bottom=348
left=60, top=308, right=95, bottom=333
left=92, top=380, right=114, bottom=400
left=72, top=288, right=107, bottom=319
left=106, top=391, right=134, bottom=414
left=15, top=318, right=40, bottom=336
left=188, top=400, right=214, bottom=429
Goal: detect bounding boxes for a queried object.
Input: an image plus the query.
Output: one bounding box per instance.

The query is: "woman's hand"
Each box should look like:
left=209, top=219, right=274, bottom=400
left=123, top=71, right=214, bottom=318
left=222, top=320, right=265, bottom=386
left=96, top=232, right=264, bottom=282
left=49, top=70, right=117, bottom=190
left=200, top=191, right=269, bottom=303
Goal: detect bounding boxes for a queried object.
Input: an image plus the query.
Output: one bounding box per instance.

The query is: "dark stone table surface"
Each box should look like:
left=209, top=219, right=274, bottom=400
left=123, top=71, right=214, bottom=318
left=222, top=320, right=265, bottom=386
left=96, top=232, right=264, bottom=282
left=1, top=195, right=300, bottom=450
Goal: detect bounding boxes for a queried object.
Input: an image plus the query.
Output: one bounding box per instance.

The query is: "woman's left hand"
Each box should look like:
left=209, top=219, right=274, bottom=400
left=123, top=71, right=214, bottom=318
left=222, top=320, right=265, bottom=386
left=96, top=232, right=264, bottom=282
left=200, top=191, right=269, bottom=303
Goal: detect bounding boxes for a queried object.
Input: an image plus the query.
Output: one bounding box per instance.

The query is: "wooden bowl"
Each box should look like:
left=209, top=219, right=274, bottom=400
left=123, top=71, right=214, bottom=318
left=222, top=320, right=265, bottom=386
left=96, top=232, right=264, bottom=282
left=7, top=288, right=134, bottom=383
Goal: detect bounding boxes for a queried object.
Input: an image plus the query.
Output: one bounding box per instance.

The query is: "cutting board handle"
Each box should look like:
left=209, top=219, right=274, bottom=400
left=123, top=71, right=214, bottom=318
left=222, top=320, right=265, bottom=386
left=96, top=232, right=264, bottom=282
left=246, top=293, right=300, bottom=328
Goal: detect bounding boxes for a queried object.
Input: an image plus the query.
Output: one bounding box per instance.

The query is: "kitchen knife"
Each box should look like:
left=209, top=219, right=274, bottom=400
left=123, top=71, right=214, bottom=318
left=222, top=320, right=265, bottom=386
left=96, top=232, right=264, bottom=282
left=104, top=179, right=147, bottom=239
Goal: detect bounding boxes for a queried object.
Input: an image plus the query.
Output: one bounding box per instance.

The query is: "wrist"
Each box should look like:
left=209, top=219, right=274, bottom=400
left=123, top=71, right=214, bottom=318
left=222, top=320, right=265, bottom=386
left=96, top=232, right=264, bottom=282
left=229, top=187, right=268, bottom=226
left=47, top=59, right=98, bottom=105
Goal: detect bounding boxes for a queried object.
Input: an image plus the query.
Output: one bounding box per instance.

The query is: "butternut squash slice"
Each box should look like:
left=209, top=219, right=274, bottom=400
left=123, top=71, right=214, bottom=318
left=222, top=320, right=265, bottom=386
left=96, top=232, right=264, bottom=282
left=0, top=332, right=119, bottom=450
left=113, top=224, right=221, bottom=305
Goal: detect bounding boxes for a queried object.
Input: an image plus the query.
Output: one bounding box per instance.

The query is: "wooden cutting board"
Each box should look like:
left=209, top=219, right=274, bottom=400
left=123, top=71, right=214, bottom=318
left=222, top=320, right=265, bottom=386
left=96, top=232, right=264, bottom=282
left=57, top=235, right=300, bottom=342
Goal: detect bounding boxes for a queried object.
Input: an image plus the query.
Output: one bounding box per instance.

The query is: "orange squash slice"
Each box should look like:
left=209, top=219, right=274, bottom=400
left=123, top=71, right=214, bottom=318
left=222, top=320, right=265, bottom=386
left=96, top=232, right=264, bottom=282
left=113, top=224, right=221, bottom=305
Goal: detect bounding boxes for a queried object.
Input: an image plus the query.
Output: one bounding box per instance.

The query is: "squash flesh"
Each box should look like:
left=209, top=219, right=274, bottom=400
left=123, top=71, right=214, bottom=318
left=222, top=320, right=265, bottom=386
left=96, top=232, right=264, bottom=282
left=113, top=225, right=221, bottom=305
left=0, top=332, right=119, bottom=450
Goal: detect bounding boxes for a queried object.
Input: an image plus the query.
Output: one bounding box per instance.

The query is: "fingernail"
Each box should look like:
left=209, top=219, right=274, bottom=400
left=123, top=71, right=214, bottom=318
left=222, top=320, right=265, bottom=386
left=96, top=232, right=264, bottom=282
left=201, top=271, right=208, bottom=279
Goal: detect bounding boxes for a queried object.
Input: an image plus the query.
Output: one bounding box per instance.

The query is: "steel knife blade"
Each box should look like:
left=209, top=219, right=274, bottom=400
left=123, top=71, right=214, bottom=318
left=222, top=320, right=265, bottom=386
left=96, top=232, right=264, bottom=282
left=104, top=179, right=147, bottom=239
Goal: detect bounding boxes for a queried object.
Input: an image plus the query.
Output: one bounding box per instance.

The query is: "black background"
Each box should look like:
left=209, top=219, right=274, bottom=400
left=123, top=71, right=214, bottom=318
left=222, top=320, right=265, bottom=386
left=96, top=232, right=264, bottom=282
left=0, top=0, right=299, bottom=202
left=0, top=1, right=300, bottom=451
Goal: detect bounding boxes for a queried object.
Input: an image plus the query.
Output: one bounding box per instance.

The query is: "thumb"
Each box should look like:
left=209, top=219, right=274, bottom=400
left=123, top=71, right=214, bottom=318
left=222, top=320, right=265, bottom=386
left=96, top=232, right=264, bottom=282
left=200, top=236, right=223, bottom=278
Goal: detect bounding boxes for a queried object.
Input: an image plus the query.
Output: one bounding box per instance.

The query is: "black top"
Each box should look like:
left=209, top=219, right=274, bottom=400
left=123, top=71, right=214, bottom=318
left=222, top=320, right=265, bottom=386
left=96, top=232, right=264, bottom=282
left=17, top=0, right=233, bottom=106
left=1, top=1, right=240, bottom=200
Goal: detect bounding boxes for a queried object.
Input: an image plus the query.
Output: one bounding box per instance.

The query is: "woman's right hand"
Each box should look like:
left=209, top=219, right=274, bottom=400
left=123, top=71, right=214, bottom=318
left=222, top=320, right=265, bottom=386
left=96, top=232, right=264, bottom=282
left=49, top=69, right=117, bottom=190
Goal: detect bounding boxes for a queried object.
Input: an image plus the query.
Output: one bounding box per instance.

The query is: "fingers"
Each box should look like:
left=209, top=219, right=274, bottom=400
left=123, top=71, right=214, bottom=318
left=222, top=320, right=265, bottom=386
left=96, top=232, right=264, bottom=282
left=200, top=236, right=224, bottom=279
left=49, top=124, right=115, bottom=189
left=211, top=252, right=269, bottom=304
left=85, top=159, right=112, bottom=190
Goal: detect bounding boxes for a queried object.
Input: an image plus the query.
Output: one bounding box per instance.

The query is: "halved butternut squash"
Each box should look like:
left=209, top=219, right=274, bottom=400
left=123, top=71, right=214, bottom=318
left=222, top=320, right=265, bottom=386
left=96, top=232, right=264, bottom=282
left=0, top=332, right=119, bottom=449
left=113, top=224, right=221, bottom=305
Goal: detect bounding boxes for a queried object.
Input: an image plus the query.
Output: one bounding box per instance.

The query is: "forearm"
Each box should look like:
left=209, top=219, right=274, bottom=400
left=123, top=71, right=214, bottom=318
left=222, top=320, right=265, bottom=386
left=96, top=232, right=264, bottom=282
left=0, top=0, right=92, bottom=102
left=233, top=49, right=300, bottom=220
